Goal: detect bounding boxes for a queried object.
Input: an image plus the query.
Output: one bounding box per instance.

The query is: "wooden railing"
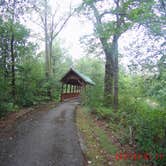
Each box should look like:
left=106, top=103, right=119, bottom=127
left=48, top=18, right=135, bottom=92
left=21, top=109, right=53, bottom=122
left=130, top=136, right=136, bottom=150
left=61, top=93, right=80, bottom=102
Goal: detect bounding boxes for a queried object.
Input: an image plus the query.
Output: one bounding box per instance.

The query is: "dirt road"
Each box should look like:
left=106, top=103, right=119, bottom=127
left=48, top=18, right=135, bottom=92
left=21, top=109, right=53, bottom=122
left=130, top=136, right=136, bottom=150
left=0, top=100, right=84, bottom=166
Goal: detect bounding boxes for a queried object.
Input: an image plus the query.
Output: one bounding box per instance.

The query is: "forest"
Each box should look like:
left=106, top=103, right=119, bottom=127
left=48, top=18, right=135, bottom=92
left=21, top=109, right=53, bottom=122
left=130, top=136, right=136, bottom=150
left=0, top=0, right=166, bottom=166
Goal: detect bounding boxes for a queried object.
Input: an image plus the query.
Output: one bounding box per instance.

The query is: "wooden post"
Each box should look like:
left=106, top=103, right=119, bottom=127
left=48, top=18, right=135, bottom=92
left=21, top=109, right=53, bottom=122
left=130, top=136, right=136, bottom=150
left=70, top=84, right=72, bottom=93
left=66, top=84, right=68, bottom=93
left=72, top=85, right=74, bottom=93
left=61, top=83, right=64, bottom=93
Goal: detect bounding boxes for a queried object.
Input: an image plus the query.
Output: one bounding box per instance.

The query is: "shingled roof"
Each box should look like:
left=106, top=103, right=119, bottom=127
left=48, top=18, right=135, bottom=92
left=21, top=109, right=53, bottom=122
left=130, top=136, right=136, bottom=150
left=61, top=68, right=95, bottom=85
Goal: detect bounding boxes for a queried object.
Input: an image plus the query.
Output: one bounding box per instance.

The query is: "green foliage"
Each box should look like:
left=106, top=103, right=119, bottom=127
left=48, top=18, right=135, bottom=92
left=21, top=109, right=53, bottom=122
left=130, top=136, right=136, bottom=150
left=16, top=55, right=46, bottom=106
left=96, top=127, right=117, bottom=154
left=145, top=74, right=166, bottom=107
left=93, top=107, right=113, bottom=120
left=80, top=64, right=166, bottom=165
left=136, top=109, right=166, bottom=166
left=118, top=72, right=166, bottom=166
left=51, top=41, right=73, bottom=101
left=0, top=74, right=19, bottom=116
left=76, top=56, right=104, bottom=107
left=0, top=16, right=71, bottom=116
left=0, top=102, right=16, bottom=117
left=96, top=22, right=116, bottom=39
left=84, top=0, right=94, bottom=5
left=80, top=0, right=165, bottom=164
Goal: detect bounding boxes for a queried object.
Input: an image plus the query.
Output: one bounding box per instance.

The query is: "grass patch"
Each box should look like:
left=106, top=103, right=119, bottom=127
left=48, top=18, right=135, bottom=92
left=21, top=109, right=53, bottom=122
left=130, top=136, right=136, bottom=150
left=96, top=127, right=117, bottom=154
left=76, top=106, right=120, bottom=166
left=76, top=106, right=148, bottom=166
left=76, top=106, right=106, bottom=166
left=93, top=107, right=113, bottom=120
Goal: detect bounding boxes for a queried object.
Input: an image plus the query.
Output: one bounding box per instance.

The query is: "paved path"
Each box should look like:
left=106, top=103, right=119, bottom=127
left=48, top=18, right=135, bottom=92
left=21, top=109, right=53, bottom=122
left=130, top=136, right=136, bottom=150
left=0, top=100, right=84, bottom=166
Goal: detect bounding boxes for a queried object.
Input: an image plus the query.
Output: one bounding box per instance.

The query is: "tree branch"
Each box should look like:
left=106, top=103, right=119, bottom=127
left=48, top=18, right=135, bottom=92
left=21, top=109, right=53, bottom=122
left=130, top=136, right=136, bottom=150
left=52, top=10, right=74, bottom=39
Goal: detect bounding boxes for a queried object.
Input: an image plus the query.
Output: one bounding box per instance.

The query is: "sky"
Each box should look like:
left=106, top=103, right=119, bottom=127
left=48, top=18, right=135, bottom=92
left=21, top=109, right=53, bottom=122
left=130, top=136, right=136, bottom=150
left=24, top=0, right=136, bottom=61
left=26, top=0, right=142, bottom=61
left=59, top=16, right=94, bottom=59
left=24, top=0, right=162, bottom=69
left=25, top=0, right=91, bottom=60
left=51, top=0, right=93, bottom=60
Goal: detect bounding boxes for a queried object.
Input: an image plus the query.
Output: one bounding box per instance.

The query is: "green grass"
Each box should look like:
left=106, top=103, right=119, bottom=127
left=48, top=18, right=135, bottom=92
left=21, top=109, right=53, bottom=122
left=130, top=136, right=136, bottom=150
left=96, top=127, right=117, bottom=154
left=76, top=106, right=119, bottom=166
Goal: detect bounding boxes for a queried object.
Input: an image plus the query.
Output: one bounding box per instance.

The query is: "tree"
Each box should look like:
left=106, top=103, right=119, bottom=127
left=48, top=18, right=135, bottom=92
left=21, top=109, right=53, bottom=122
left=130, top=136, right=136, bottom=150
left=46, top=40, right=73, bottom=100
left=80, top=0, right=163, bottom=110
left=0, top=0, right=43, bottom=116
left=76, top=56, right=105, bottom=107
left=33, top=0, right=74, bottom=98
left=0, top=0, right=32, bottom=101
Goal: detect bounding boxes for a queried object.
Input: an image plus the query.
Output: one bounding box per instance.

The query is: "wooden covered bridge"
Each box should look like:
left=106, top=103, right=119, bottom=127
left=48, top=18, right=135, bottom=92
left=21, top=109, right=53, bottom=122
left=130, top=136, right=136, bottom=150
left=60, top=68, right=95, bottom=101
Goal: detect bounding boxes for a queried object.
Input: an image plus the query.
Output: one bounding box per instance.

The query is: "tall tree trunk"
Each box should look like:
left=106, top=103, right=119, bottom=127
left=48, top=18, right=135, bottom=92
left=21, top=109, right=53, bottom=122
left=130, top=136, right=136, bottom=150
left=100, top=38, right=114, bottom=106
left=11, top=0, right=16, bottom=101
left=112, top=35, right=119, bottom=111
left=47, top=39, right=53, bottom=99
left=104, top=54, right=114, bottom=106
left=2, top=41, right=8, bottom=79
left=11, top=30, right=15, bottom=101
left=44, top=0, right=51, bottom=98
left=49, top=39, right=53, bottom=75
left=113, top=0, right=120, bottom=111
left=90, top=3, right=114, bottom=106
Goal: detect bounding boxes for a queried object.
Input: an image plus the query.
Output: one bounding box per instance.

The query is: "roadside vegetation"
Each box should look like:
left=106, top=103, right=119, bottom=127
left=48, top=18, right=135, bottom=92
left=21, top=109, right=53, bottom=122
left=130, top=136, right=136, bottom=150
left=76, top=61, right=166, bottom=166
left=0, top=0, right=72, bottom=117
left=75, top=1, right=165, bottom=165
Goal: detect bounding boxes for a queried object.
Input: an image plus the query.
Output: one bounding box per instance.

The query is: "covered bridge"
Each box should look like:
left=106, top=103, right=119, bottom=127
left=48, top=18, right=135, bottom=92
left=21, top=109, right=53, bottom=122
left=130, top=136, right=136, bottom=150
left=60, top=68, right=95, bottom=102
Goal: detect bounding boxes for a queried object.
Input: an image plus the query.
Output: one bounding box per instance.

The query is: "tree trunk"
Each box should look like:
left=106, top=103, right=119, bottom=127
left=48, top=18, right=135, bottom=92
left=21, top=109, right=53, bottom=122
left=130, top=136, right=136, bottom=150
left=104, top=55, right=114, bottom=106
left=89, top=3, right=114, bottom=106
left=2, top=44, right=8, bottom=79
left=49, top=40, right=53, bottom=75
left=44, top=0, right=51, bottom=99
left=100, top=38, right=114, bottom=106
left=11, top=26, right=15, bottom=101
left=112, top=35, right=119, bottom=111
left=46, top=40, right=53, bottom=99
left=10, top=0, right=16, bottom=102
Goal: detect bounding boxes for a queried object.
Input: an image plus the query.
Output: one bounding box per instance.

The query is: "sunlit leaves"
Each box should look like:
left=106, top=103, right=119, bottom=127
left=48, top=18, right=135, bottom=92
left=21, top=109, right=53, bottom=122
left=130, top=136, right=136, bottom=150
left=96, top=22, right=116, bottom=39
left=84, top=0, right=94, bottom=5
left=127, top=1, right=154, bottom=21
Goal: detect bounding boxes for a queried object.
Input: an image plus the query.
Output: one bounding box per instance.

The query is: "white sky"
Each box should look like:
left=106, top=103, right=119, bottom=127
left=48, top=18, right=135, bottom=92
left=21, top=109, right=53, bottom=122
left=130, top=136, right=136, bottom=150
left=59, top=16, right=94, bottom=59
left=53, top=0, right=94, bottom=60
left=24, top=0, right=134, bottom=60
left=24, top=0, right=162, bottom=68
left=24, top=0, right=93, bottom=60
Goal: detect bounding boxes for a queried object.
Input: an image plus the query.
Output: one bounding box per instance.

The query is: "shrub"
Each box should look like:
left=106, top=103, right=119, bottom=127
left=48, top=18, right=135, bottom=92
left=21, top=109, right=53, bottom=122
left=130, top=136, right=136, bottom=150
left=119, top=94, right=166, bottom=165
left=135, top=109, right=166, bottom=166
left=0, top=102, right=18, bottom=117
left=94, top=107, right=113, bottom=120
left=118, top=74, right=166, bottom=165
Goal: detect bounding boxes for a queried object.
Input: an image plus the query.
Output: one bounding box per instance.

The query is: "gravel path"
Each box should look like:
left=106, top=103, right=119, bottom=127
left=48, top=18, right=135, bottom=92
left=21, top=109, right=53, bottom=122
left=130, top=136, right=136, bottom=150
left=0, top=99, right=84, bottom=166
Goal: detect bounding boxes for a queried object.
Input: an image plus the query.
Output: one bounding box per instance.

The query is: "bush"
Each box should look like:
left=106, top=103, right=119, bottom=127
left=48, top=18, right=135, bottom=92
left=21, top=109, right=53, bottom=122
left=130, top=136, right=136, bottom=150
left=94, top=107, right=113, bottom=120
left=118, top=73, right=166, bottom=166
left=81, top=84, right=104, bottom=107
left=80, top=68, right=166, bottom=165
left=0, top=102, right=18, bottom=117
left=136, top=109, right=166, bottom=166
left=119, top=94, right=166, bottom=165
